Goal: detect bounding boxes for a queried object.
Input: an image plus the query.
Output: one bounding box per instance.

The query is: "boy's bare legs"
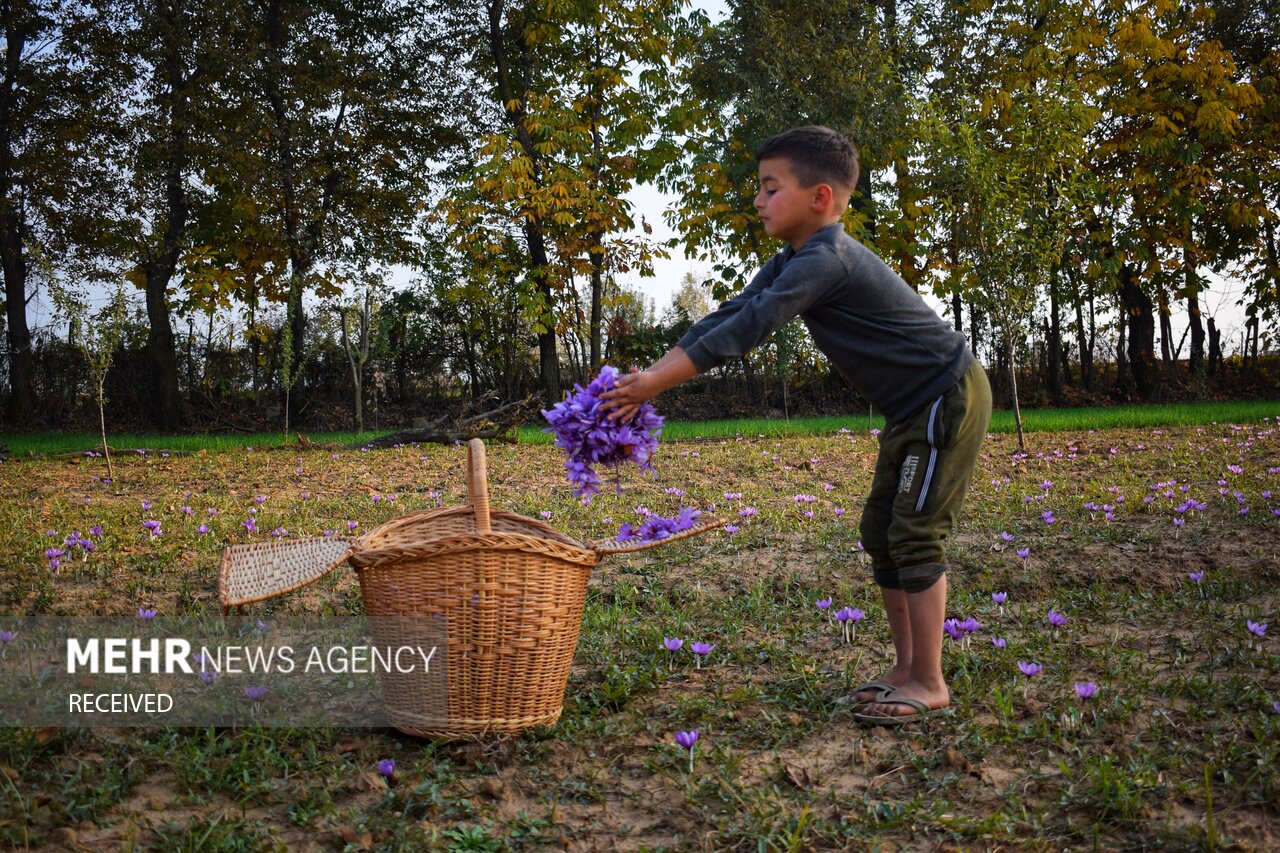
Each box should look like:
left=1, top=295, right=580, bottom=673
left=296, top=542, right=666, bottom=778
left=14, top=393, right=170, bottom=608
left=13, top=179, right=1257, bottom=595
left=850, top=586, right=913, bottom=702
left=863, top=575, right=951, bottom=716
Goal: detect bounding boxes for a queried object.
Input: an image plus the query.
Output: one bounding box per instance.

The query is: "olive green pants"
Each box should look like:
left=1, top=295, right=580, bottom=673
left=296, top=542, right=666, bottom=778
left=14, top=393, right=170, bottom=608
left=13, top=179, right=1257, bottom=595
left=860, top=360, right=992, bottom=591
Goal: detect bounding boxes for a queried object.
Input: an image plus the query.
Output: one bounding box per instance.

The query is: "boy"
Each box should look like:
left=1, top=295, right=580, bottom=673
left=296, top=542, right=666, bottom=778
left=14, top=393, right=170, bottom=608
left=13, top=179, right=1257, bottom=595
left=599, top=125, right=991, bottom=724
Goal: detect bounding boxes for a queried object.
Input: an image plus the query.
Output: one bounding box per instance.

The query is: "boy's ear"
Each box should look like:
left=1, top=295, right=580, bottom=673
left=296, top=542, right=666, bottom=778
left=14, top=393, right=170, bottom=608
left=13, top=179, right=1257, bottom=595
left=812, top=183, right=835, bottom=211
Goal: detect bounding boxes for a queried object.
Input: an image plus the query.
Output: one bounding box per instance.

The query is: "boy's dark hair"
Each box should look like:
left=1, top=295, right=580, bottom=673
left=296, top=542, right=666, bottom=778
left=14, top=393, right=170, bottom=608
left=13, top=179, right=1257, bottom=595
left=755, top=125, right=859, bottom=194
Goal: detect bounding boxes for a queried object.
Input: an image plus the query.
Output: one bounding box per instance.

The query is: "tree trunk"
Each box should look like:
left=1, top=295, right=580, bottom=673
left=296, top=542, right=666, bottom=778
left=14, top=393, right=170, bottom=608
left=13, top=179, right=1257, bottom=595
left=1157, top=286, right=1173, bottom=367
left=1047, top=270, right=1062, bottom=401
left=1, top=19, right=33, bottom=424
left=1207, top=317, right=1223, bottom=375
left=1188, top=292, right=1205, bottom=375
left=1116, top=289, right=1128, bottom=392
left=1120, top=266, right=1157, bottom=399
left=138, top=0, right=190, bottom=431
left=1008, top=336, right=1025, bottom=451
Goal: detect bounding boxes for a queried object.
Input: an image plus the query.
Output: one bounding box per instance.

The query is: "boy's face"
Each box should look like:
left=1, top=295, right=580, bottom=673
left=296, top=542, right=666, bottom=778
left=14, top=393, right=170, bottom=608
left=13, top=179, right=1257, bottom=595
left=754, top=156, right=834, bottom=250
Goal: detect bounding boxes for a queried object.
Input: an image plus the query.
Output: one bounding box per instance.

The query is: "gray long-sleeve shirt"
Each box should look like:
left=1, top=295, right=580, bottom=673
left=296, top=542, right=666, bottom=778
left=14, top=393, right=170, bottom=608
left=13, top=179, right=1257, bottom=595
left=676, top=223, right=974, bottom=425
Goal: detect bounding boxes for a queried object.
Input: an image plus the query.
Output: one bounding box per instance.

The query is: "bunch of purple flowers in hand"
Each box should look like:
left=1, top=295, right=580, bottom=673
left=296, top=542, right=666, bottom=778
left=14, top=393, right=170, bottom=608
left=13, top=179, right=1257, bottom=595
left=542, top=365, right=664, bottom=499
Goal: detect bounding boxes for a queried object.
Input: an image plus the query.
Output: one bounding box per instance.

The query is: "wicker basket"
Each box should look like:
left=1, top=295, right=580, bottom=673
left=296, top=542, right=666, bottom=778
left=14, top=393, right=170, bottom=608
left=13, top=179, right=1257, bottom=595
left=219, top=438, right=724, bottom=738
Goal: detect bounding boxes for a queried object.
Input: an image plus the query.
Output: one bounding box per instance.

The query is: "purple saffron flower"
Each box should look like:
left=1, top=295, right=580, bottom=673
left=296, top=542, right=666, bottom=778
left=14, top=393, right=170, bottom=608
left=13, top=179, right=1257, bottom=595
left=244, top=685, right=267, bottom=700
left=142, top=519, right=162, bottom=537
left=992, top=591, right=1008, bottom=605
left=1247, top=620, right=1267, bottom=638
left=675, top=729, right=699, bottom=750
left=689, top=642, right=715, bottom=668
left=1075, top=682, right=1098, bottom=700
left=197, top=524, right=210, bottom=535
left=1018, top=661, right=1042, bottom=679
left=89, top=525, right=103, bottom=537
left=378, top=759, right=396, bottom=778
left=1041, top=511, right=1056, bottom=525
left=722, top=524, right=739, bottom=534
left=0, top=630, right=13, bottom=644
left=347, top=520, right=358, bottom=531
left=835, top=607, right=855, bottom=623
left=944, top=618, right=962, bottom=641
left=1000, top=532, right=1014, bottom=543
left=1188, top=571, right=1204, bottom=583
left=663, top=637, right=683, bottom=653
left=816, top=598, right=832, bottom=612
left=199, top=670, right=216, bottom=685
left=138, top=608, right=157, bottom=620
left=992, top=636, right=1007, bottom=649
left=738, top=507, right=757, bottom=518
left=1017, top=548, right=1030, bottom=561
left=674, top=729, right=699, bottom=772
left=1047, top=610, right=1068, bottom=628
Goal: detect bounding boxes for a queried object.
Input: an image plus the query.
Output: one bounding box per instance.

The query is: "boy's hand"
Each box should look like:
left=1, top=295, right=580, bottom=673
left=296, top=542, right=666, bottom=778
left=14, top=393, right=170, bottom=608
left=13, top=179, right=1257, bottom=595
left=598, top=368, right=655, bottom=422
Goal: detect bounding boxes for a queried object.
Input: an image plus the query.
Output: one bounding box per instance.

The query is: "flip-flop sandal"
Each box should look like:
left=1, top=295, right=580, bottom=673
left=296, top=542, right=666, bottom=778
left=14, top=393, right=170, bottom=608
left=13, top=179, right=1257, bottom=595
left=853, top=696, right=934, bottom=726
left=835, top=680, right=898, bottom=708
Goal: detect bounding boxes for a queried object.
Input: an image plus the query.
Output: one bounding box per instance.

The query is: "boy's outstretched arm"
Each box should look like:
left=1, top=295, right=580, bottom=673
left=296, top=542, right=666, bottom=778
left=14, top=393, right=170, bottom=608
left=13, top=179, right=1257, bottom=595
left=598, top=348, right=700, bottom=422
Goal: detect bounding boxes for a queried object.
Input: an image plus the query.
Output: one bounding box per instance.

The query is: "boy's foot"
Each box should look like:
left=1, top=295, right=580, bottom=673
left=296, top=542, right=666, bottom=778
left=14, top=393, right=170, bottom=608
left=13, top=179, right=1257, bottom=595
left=860, top=678, right=949, bottom=720
left=843, top=668, right=911, bottom=706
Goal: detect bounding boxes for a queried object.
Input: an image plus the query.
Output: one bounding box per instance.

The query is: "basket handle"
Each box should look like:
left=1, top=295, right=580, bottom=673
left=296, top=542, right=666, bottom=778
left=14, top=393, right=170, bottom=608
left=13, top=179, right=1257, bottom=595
left=586, top=517, right=726, bottom=555
left=466, top=438, right=492, bottom=533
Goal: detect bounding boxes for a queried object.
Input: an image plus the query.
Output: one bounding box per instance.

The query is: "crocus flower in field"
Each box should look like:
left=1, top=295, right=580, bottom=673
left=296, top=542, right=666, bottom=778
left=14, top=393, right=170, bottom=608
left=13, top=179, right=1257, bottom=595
left=992, top=591, right=1008, bottom=606
left=944, top=618, right=962, bottom=642
left=723, top=524, right=739, bottom=534
left=242, top=518, right=257, bottom=533
left=1047, top=610, right=1068, bottom=628
left=89, top=525, right=104, bottom=537
left=674, top=730, right=699, bottom=772
left=377, top=759, right=396, bottom=778
left=1247, top=620, right=1267, bottom=639
left=816, top=598, right=833, bottom=622
left=0, top=630, right=13, bottom=658
left=197, top=524, right=210, bottom=535
left=138, top=608, right=157, bottom=620
left=1017, top=548, right=1030, bottom=568
left=1000, top=531, right=1014, bottom=543
left=689, top=642, right=715, bottom=667
left=663, top=637, right=683, bottom=653
left=1018, top=661, right=1042, bottom=679
left=539, top=511, right=552, bottom=520
left=244, top=685, right=267, bottom=701
left=45, top=547, right=64, bottom=570
left=738, top=507, right=757, bottom=518
left=992, top=637, right=1007, bottom=649
left=1041, top=511, right=1056, bottom=525
left=1075, top=682, right=1098, bottom=701
left=1188, top=571, right=1204, bottom=583
left=347, top=520, right=358, bottom=531
left=142, top=519, right=162, bottom=537
left=199, top=670, right=216, bottom=685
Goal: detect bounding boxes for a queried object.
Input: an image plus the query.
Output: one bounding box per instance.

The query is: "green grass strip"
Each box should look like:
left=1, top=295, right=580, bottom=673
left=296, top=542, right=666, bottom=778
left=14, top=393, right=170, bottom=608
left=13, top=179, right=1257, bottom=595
left=3, top=400, right=1274, bottom=457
